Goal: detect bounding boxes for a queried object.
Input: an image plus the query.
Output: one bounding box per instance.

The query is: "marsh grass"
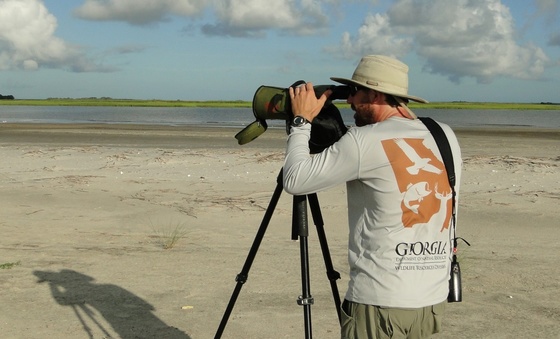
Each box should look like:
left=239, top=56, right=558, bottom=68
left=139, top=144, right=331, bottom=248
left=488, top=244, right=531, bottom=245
left=0, top=261, right=21, bottom=269
left=0, top=98, right=251, bottom=108
left=151, top=221, right=189, bottom=250
left=1, top=98, right=559, bottom=110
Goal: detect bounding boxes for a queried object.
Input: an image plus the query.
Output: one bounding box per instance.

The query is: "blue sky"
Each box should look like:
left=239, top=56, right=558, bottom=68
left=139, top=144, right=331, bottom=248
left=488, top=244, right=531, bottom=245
left=1, top=0, right=559, bottom=102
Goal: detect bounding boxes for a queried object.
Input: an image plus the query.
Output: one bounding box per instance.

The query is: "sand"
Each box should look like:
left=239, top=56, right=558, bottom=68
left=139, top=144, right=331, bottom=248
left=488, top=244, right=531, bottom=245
left=0, top=123, right=559, bottom=338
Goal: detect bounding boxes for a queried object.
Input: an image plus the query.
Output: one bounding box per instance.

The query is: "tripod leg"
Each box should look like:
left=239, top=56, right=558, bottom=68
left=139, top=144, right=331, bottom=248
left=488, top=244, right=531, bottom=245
left=214, top=171, right=284, bottom=339
left=293, top=195, right=314, bottom=339
left=307, top=193, right=342, bottom=323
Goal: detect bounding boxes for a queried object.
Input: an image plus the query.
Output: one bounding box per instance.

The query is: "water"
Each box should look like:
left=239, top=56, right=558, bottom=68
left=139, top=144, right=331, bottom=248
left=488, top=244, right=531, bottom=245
left=0, top=105, right=559, bottom=129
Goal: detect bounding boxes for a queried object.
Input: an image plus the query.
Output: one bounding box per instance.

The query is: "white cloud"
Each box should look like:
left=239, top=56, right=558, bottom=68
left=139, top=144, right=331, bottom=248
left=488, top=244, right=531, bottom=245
left=210, top=0, right=330, bottom=37
left=74, top=0, right=208, bottom=25
left=329, top=0, right=551, bottom=83
left=75, top=0, right=330, bottom=36
left=23, top=59, right=39, bottom=71
left=0, top=0, right=109, bottom=72
left=329, top=13, right=412, bottom=58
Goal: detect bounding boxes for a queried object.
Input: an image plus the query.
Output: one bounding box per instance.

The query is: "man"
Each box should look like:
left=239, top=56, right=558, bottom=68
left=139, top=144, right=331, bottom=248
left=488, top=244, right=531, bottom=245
left=283, top=55, right=462, bottom=339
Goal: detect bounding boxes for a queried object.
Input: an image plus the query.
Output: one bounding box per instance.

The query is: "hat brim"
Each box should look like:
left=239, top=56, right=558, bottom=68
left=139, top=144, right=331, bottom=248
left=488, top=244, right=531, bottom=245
left=330, top=77, right=429, bottom=104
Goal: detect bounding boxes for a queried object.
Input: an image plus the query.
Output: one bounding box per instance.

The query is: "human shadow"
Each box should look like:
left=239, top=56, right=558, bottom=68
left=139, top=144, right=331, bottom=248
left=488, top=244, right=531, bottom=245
left=34, top=269, right=191, bottom=339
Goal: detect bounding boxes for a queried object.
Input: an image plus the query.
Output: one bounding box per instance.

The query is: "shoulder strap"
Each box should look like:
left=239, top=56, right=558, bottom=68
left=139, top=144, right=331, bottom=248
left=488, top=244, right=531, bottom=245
left=418, top=117, right=465, bottom=252
left=418, top=117, right=455, bottom=187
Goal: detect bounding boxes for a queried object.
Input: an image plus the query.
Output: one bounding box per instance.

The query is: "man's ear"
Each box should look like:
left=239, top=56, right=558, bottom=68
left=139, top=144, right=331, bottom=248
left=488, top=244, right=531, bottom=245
left=371, top=90, right=384, bottom=103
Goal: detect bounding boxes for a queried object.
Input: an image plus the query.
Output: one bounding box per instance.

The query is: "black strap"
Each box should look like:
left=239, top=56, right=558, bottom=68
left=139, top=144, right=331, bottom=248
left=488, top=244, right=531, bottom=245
left=418, top=117, right=455, bottom=187
left=418, top=117, right=460, bottom=250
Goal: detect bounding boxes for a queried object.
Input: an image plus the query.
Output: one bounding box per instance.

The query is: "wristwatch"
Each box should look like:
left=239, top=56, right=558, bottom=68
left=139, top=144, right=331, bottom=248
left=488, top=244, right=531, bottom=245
left=292, top=115, right=310, bottom=127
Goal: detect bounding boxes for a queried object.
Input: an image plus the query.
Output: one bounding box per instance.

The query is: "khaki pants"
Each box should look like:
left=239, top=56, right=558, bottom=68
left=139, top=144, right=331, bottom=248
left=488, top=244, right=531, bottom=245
left=340, top=300, right=445, bottom=339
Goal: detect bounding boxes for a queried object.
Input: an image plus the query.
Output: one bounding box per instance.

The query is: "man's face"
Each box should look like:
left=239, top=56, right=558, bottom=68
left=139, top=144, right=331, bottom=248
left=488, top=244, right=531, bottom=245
left=347, top=87, right=376, bottom=127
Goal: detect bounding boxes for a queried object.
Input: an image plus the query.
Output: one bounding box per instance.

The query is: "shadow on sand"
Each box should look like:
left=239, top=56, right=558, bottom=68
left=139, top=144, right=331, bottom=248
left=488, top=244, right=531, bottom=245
left=34, top=269, right=191, bottom=339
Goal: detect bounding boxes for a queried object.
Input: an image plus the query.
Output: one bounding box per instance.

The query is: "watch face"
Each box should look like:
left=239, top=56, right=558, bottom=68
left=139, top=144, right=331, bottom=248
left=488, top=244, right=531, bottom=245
left=293, top=116, right=306, bottom=126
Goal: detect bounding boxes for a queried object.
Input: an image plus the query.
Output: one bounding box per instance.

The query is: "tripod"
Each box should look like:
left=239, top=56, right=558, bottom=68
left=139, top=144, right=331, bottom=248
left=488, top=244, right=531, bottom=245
left=215, top=169, right=342, bottom=339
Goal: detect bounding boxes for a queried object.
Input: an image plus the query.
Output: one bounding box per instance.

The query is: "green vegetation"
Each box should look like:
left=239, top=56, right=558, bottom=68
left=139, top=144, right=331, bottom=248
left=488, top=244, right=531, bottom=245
left=151, top=221, right=188, bottom=250
left=0, top=98, right=250, bottom=108
left=344, top=101, right=560, bottom=110
left=0, top=261, right=21, bottom=270
left=409, top=101, right=560, bottom=110
left=0, top=97, right=559, bottom=110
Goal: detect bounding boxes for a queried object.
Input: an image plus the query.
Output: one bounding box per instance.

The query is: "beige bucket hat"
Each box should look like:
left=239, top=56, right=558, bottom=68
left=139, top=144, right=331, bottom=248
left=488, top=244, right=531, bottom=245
left=331, top=55, right=428, bottom=104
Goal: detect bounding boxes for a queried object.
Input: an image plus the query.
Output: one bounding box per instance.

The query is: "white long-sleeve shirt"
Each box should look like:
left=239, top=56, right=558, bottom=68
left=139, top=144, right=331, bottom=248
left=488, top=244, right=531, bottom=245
left=283, top=117, right=462, bottom=308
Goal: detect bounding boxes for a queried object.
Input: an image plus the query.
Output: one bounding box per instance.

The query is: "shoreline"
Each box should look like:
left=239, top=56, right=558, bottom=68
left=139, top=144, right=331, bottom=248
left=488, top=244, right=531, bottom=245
left=1, top=122, right=558, bottom=156
left=1, top=121, right=559, bottom=137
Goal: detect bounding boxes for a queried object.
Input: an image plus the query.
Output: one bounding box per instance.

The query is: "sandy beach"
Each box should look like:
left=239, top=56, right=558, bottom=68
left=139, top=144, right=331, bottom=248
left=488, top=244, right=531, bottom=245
left=0, top=123, right=559, bottom=338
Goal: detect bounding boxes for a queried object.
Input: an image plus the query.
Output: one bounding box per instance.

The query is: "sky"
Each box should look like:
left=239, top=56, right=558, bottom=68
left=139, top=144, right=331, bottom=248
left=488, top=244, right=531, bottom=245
left=0, top=0, right=559, bottom=103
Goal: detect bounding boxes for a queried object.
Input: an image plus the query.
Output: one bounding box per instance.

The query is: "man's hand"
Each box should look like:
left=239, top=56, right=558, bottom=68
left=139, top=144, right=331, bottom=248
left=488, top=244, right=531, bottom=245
left=289, top=82, right=332, bottom=122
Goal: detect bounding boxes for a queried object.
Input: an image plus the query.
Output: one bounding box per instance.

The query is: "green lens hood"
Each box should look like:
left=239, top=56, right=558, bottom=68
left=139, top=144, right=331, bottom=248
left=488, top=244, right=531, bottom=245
left=234, top=120, right=268, bottom=145
left=252, top=85, right=290, bottom=121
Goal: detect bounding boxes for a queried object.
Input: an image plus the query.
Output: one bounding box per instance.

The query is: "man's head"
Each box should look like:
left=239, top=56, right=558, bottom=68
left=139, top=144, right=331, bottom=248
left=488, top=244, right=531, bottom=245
left=331, top=55, right=427, bottom=125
